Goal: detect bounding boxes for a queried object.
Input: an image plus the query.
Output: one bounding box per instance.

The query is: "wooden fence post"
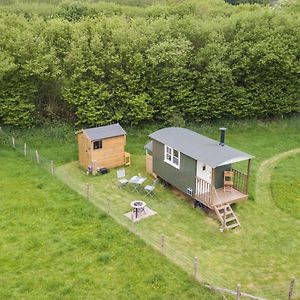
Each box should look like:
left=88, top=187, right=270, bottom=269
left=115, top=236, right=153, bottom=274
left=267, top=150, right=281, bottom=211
left=236, top=283, right=241, bottom=300
left=12, top=137, right=15, bottom=148
left=288, top=277, right=295, bottom=300
left=107, top=198, right=111, bottom=214
left=160, top=234, right=165, bottom=254
left=86, top=183, right=89, bottom=200
left=35, top=150, right=40, bottom=164
left=194, top=256, right=198, bottom=279
left=50, top=160, right=54, bottom=175
left=24, top=143, right=27, bottom=156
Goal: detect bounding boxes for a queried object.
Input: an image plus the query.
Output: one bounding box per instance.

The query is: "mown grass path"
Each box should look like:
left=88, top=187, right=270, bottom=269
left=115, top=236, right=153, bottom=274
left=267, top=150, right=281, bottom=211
left=256, top=148, right=300, bottom=211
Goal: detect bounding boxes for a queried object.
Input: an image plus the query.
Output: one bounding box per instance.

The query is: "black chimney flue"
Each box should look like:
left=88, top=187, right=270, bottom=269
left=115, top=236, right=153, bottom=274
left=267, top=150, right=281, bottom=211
left=219, top=127, right=226, bottom=146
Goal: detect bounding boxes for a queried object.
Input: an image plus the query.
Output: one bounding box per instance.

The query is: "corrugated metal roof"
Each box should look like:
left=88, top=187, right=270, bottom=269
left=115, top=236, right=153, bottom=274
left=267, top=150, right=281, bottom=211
left=144, top=141, right=153, bottom=152
left=83, top=123, right=126, bottom=141
left=149, top=127, right=253, bottom=168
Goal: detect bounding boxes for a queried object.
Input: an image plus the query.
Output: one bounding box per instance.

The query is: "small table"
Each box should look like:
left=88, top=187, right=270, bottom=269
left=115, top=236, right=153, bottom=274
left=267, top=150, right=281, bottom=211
left=129, top=175, right=146, bottom=192
left=131, top=200, right=146, bottom=218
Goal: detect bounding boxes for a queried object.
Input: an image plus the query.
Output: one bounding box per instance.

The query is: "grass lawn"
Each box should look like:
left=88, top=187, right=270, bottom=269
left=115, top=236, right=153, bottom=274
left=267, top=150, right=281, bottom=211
left=0, top=149, right=220, bottom=299
left=2, top=117, right=300, bottom=299
left=271, top=153, right=300, bottom=219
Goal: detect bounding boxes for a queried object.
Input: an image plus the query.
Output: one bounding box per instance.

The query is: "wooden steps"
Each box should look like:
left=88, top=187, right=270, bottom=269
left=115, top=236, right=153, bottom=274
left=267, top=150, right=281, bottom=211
left=214, top=204, right=240, bottom=230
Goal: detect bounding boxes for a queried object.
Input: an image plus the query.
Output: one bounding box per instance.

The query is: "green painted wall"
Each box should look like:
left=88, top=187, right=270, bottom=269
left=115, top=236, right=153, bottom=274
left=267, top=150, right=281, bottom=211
left=214, top=164, right=232, bottom=189
left=152, top=140, right=197, bottom=194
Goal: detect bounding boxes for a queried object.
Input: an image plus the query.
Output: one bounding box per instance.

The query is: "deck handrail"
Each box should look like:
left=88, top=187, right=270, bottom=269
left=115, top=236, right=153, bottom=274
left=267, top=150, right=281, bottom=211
left=211, top=186, right=222, bottom=207
left=195, top=177, right=213, bottom=206
left=231, top=168, right=247, bottom=194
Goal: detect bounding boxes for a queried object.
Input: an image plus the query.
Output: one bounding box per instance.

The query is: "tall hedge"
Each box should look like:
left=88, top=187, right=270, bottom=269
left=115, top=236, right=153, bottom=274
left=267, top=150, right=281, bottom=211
left=0, top=1, right=299, bottom=127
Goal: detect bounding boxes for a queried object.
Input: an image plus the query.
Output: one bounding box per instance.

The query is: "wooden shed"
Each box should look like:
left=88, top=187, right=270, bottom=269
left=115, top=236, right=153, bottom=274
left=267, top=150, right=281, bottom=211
left=145, top=141, right=155, bottom=177
left=145, top=127, right=253, bottom=229
left=76, top=123, right=130, bottom=173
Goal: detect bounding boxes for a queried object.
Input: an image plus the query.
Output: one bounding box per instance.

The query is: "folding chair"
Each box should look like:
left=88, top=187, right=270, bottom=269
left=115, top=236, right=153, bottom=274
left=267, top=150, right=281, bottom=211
left=117, top=169, right=128, bottom=188
left=144, top=178, right=158, bottom=197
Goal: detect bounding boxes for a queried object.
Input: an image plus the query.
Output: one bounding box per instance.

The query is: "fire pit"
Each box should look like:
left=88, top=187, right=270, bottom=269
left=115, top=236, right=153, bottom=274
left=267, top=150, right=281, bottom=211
left=131, top=200, right=146, bottom=218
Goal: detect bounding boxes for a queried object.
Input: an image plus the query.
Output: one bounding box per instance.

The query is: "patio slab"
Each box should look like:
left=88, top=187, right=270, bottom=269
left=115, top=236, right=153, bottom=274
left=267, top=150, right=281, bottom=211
left=124, top=206, right=157, bottom=223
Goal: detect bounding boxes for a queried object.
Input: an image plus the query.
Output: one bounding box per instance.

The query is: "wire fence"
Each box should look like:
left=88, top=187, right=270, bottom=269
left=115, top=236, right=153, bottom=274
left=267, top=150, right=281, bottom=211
left=1, top=129, right=299, bottom=300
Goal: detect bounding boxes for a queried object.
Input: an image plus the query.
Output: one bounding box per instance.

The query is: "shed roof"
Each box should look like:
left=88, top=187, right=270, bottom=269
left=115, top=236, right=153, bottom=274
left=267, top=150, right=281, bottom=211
left=82, top=123, right=126, bottom=141
left=144, top=141, right=153, bottom=153
left=149, top=127, right=253, bottom=168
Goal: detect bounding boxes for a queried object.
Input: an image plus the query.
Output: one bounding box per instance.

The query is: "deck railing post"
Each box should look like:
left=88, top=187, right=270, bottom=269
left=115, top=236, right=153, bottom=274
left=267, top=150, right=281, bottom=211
left=246, top=159, right=251, bottom=194
left=210, top=168, right=215, bottom=206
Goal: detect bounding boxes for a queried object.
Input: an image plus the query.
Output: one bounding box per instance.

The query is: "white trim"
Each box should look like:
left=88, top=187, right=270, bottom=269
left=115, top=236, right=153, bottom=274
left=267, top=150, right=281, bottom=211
left=196, top=160, right=212, bottom=184
left=217, top=156, right=250, bottom=166
left=164, top=144, right=180, bottom=169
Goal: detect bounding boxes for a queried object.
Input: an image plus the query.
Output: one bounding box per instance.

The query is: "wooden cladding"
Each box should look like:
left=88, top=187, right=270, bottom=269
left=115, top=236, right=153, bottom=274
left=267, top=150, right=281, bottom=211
left=231, top=168, right=247, bottom=194
left=77, top=132, right=128, bottom=170
left=146, top=153, right=153, bottom=175
left=195, top=177, right=212, bottom=206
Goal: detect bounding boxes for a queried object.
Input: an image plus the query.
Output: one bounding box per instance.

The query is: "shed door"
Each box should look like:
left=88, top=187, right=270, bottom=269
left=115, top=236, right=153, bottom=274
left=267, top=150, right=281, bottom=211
left=196, top=161, right=212, bottom=184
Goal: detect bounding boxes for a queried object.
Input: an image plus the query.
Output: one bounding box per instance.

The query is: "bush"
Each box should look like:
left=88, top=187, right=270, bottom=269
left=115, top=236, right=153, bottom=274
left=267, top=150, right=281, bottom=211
left=0, top=1, right=299, bottom=127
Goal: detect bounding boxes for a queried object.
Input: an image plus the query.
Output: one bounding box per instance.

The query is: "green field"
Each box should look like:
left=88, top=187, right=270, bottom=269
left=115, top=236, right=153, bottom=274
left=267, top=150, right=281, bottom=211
left=0, top=0, right=299, bottom=298
left=0, top=148, right=220, bottom=299
left=2, top=117, right=300, bottom=299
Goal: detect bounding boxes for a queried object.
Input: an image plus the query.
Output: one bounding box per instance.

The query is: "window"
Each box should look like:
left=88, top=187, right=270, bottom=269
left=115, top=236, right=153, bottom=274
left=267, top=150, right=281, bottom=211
left=164, top=145, right=180, bottom=169
left=173, top=149, right=179, bottom=165
left=93, top=140, right=102, bottom=150
left=165, top=146, right=172, bottom=162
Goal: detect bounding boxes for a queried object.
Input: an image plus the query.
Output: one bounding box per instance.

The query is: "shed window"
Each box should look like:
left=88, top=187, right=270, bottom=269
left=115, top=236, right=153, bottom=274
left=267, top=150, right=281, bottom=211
left=164, top=145, right=180, bottom=169
left=93, top=140, right=102, bottom=150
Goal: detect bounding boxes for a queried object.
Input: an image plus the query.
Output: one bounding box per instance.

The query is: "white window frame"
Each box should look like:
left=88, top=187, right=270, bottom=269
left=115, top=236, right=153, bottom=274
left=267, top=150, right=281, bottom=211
left=164, top=145, right=180, bottom=169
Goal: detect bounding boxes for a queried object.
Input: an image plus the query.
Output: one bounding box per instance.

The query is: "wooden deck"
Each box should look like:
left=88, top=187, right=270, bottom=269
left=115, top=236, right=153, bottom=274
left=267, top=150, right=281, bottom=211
left=214, top=188, right=248, bottom=206
left=194, top=172, right=249, bottom=209
left=194, top=187, right=248, bottom=209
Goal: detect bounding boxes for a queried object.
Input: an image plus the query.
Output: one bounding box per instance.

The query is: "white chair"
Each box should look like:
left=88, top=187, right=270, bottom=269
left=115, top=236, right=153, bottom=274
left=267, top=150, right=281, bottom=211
left=117, top=169, right=128, bottom=188
left=144, top=178, right=158, bottom=197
